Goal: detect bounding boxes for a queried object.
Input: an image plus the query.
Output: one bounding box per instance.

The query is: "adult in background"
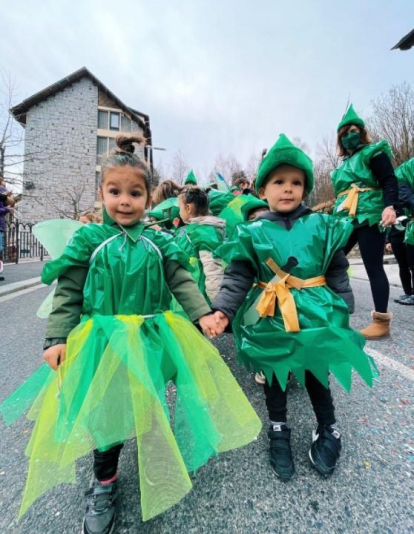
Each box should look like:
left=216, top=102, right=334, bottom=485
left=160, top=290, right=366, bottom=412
left=387, top=157, right=414, bottom=305
left=330, top=104, right=398, bottom=339
left=0, top=178, right=15, bottom=280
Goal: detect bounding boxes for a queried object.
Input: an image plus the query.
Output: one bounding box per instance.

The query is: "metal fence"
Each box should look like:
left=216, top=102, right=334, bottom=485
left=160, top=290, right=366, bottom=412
left=3, top=220, right=47, bottom=264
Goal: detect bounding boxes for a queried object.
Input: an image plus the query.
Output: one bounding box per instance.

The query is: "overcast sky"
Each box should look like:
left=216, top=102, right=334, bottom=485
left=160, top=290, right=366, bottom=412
left=1, top=0, right=413, bottom=180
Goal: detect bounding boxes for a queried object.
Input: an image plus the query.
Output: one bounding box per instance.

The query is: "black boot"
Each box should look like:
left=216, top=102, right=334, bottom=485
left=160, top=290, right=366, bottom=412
left=309, top=424, right=341, bottom=477
left=83, top=478, right=118, bottom=534
left=268, top=424, right=295, bottom=481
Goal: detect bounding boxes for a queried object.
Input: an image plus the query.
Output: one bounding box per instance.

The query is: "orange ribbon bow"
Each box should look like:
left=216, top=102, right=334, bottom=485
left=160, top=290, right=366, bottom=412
left=256, top=259, right=326, bottom=333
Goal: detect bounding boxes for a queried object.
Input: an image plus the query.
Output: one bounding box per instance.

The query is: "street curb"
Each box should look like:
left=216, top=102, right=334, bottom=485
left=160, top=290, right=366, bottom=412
left=0, top=277, right=43, bottom=297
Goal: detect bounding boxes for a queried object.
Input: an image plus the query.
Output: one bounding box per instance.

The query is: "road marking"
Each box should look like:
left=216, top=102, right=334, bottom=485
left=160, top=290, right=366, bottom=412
left=366, top=347, right=414, bottom=382
left=0, top=283, right=48, bottom=304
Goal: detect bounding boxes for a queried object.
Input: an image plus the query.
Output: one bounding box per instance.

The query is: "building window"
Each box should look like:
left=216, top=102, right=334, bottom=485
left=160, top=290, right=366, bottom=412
left=110, top=112, right=120, bottom=131
left=97, top=136, right=108, bottom=166
left=108, top=138, right=116, bottom=154
left=98, top=110, right=108, bottom=129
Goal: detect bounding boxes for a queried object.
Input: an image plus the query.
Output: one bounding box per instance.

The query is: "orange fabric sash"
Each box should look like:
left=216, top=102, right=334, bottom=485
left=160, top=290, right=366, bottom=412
left=256, top=259, right=326, bottom=333
left=337, top=184, right=377, bottom=216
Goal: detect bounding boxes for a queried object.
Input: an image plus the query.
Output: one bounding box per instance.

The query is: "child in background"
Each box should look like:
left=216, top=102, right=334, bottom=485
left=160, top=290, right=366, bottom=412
left=176, top=186, right=226, bottom=304
left=0, top=136, right=261, bottom=534
left=212, top=134, right=376, bottom=480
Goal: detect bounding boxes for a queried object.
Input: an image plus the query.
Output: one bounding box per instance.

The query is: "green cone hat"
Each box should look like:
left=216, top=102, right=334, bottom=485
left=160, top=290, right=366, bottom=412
left=185, top=170, right=197, bottom=185
left=337, top=104, right=365, bottom=131
left=255, top=134, right=314, bottom=194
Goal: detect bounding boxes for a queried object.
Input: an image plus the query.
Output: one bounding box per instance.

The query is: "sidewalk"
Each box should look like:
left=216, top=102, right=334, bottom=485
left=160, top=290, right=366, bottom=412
left=349, top=255, right=402, bottom=289
left=0, top=261, right=45, bottom=286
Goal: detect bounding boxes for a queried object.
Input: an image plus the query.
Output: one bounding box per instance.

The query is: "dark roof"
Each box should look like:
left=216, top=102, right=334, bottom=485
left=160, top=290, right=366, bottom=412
left=10, top=67, right=149, bottom=129
left=391, top=28, right=414, bottom=51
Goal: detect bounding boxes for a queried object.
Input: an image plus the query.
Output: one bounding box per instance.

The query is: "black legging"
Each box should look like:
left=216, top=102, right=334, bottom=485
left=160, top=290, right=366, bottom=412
left=344, top=224, right=389, bottom=313
left=264, top=371, right=335, bottom=426
left=389, top=229, right=414, bottom=296
left=93, top=444, right=124, bottom=481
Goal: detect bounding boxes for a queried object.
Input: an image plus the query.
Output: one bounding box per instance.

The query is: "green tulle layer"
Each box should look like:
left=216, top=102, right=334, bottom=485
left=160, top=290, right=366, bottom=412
left=0, top=312, right=261, bottom=521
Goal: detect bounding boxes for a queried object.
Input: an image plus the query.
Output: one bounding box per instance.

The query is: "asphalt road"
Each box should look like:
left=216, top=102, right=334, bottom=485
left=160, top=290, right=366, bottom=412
left=0, top=280, right=413, bottom=534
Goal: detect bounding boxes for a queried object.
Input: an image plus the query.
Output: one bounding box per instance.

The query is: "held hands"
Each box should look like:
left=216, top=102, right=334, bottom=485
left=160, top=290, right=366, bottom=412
left=199, top=311, right=230, bottom=338
left=213, top=311, right=229, bottom=332
left=43, top=344, right=66, bottom=370
left=380, top=207, right=396, bottom=227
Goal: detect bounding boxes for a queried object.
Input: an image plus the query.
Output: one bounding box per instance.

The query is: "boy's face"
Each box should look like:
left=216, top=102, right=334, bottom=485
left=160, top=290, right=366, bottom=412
left=258, top=165, right=305, bottom=213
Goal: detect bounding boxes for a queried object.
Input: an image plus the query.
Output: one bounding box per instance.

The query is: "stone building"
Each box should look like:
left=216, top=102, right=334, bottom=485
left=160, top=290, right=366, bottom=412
left=10, top=67, right=152, bottom=222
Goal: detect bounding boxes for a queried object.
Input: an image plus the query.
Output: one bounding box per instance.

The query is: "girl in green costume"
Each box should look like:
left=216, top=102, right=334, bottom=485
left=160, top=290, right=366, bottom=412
left=211, top=134, right=377, bottom=481
left=0, top=136, right=261, bottom=534
left=330, top=104, right=398, bottom=339
left=176, top=186, right=226, bottom=305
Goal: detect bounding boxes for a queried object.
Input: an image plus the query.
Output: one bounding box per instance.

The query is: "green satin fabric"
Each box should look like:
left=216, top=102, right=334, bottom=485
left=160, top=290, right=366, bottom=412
left=331, top=141, right=392, bottom=226
left=216, top=214, right=376, bottom=391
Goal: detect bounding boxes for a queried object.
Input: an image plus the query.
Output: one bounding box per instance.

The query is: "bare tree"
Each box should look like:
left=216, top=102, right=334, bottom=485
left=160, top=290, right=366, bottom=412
left=367, top=82, right=414, bottom=166
left=0, top=71, right=52, bottom=191
left=171, top=150, right=190, bottom=185
left=212, top=153, right=243, bottom=184
left=245, top=153, right=260, bottom=183
left=0, top=72, right=25, bottom=187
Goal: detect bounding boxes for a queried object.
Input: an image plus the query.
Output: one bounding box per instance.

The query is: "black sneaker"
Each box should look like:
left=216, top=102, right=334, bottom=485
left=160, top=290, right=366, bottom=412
left=83, top=479, right=118, bottom=534
left=268, top=424, right=295, bottom=481
left=309, top=424, right=341, bottom=477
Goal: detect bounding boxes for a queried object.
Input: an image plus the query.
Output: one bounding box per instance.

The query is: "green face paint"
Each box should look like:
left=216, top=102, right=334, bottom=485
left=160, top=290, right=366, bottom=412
left=341, top=131, right=361, bottom=150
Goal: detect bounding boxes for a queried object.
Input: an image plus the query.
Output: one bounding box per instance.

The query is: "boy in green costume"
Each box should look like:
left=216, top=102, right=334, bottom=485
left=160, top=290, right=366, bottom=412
left=212, top=134, right=377, bottom=480
left=176, top=186, right=226, bottom=305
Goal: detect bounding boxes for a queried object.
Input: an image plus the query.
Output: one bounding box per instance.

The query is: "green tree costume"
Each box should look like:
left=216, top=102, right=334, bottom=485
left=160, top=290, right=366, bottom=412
left=395, top=157, right=414, bottom=245
left=0, top=214, right=260, bottom=522
left=215, top=134, right=376, bottom=392
left=217, top=215, right=374, bottom=391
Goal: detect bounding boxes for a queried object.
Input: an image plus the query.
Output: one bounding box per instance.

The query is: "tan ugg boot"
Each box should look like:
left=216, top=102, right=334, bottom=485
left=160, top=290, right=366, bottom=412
left=360, top=311, right=392, bottom=339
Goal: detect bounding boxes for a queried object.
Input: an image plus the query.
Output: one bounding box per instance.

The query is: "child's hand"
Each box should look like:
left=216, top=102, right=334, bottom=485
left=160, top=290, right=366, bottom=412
left=213, top=311, right=229, bottom=331
left=199, top=314, right=222, bottom=338
left=43, top=344, right=66, bottom=370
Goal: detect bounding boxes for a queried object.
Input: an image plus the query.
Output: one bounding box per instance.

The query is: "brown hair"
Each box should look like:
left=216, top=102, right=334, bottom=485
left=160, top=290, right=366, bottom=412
left=337, top=125, right=372, bottom=157
left=179, top=186, right=209, bottom=216
left=101, top=135, right=151, bottom=194
left=234, top=176, right=250, bottom=188
left=152, top=180, right=184, bottom=204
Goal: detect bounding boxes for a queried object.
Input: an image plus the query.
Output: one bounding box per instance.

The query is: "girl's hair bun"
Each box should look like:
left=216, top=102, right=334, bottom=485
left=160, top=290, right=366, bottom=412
left=115, top=135, right=145, bottom=155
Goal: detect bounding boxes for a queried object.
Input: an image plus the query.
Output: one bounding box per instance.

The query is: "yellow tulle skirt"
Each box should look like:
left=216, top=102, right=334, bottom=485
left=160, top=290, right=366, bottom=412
left=1, top=311, right=261, bottom=521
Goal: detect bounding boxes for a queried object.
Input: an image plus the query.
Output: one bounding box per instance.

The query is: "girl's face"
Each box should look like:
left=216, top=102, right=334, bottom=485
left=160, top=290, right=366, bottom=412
left=178, top=194, right=196, bottom=222
left=259, top=165, right=305, bottom=213
left=100, top=165, right=150, bottom=226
